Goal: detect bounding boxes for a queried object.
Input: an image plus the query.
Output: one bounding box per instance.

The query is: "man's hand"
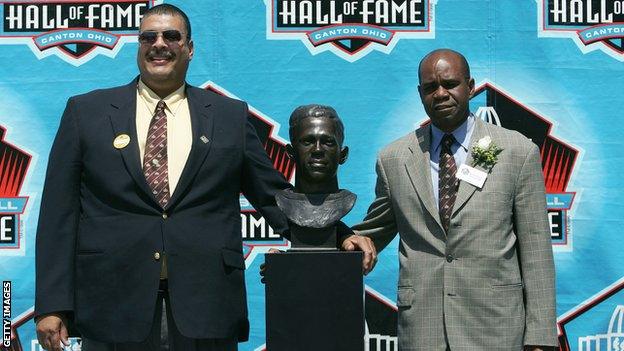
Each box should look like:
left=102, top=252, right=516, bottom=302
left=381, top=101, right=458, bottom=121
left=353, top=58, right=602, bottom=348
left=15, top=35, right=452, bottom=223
left=341, top=234, right=377, bottom=275
left=259, top=248, right=282, bottom=283
left=36, top=313, right=69, bottom=351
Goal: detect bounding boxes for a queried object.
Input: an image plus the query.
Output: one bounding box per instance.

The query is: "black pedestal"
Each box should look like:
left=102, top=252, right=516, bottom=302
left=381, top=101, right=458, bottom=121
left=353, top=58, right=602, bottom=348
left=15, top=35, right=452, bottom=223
left=289, top=224, right=337, bottom=250
left=265, top=251, right=364, bottom=351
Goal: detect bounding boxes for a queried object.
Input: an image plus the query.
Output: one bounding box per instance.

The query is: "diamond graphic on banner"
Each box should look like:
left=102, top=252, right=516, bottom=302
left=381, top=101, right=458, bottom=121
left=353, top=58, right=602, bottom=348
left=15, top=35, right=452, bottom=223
left=364, top=287, right=398, bottom=351
left=557, top=278, right=624, bottom=351
left=0, top=0, right=162, bottom=66
left=263, top=0, right=437, bottom=62
left=536, top=0, right=624, bottom=61
left=578, top=305, right=624, bottom=350
left=0, top=125, right=31, bottom=254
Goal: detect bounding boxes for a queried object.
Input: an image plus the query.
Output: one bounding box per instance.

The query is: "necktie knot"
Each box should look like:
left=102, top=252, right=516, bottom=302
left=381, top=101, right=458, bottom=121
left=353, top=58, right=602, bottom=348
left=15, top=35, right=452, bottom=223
left=441, top=134, right=455, bottom=152
left=155, top=100, right=167, bottom=114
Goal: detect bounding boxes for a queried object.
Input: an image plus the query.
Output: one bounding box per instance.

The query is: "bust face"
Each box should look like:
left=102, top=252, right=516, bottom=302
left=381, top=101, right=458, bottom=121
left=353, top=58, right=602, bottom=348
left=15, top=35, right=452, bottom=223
left=291, top=116, right=347, bottom=186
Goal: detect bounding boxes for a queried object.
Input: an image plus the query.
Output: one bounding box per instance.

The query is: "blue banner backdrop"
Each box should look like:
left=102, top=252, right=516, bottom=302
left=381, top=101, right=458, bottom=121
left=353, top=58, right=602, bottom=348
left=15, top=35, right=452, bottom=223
left=1, top=1, right=623, bottom=350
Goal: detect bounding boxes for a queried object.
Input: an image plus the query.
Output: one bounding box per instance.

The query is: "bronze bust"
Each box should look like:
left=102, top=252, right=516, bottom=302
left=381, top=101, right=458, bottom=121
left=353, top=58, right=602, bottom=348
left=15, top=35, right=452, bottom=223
left=276, top=105, right=356, bottom=250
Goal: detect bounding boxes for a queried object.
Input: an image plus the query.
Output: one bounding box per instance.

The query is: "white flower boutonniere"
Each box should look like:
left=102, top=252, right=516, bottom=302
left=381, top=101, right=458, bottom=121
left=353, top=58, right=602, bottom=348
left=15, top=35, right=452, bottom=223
left=471, top=136, right=502, bottom=168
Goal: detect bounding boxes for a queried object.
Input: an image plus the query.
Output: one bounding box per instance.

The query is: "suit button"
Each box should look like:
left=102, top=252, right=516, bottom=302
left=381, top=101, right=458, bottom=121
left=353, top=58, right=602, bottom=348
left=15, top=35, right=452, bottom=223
left=162, top=213, right=168, bottom=219
left=154, top=252, right=161, bottom=261
left=446, top=254, right=454, bottom=262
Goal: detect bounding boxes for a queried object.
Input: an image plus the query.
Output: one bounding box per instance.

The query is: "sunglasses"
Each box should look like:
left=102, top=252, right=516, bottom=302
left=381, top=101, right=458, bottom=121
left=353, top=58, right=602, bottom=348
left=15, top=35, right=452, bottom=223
left=138, top=30, right=186, bottom=44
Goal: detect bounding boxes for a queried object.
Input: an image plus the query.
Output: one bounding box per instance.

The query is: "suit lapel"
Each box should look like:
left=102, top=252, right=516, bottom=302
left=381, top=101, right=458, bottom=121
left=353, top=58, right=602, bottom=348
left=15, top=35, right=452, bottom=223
left=167, top=86, right=214, bottom=208
left=404, top=125, right=443, bottom=230
left=452, top=118, right=493, bottom=215
left=108, top=79, right=160, bottom=208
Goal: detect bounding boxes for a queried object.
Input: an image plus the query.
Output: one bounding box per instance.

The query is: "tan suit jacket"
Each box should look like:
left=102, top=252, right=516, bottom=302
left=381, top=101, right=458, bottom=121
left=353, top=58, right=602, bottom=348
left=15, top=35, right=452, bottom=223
left=354, top=118, right=557, bottom=350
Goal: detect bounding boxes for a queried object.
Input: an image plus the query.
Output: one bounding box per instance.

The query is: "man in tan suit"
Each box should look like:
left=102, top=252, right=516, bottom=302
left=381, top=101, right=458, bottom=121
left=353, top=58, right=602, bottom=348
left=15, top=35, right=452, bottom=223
left=344, top=49, right=557, bottom=350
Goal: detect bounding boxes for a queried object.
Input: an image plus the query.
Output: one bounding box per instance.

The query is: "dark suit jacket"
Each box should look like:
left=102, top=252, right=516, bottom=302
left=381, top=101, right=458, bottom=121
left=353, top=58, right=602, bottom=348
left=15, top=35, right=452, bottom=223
left=35, top=78, right=290, bottom=342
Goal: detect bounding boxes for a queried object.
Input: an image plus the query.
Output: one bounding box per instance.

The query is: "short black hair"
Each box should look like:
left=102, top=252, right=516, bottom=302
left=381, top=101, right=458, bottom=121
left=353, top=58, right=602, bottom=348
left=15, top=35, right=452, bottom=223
left=418, top=48, right=471, bottom=82
left=289, top=105, right=345, bottom=145
left=141, top=4, right=192, bottom=40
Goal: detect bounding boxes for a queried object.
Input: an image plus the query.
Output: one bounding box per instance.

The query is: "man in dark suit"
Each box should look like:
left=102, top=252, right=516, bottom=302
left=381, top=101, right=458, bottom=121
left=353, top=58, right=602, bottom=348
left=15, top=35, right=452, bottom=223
left=34, top=4, right=375, bottom=351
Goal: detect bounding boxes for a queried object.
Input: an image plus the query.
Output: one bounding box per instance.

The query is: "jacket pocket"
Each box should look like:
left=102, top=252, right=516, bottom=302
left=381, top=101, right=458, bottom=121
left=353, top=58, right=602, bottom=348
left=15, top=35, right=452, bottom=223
left=491, top=282, right=523, bottom=291
left=221, top=248, right=245, bottom=270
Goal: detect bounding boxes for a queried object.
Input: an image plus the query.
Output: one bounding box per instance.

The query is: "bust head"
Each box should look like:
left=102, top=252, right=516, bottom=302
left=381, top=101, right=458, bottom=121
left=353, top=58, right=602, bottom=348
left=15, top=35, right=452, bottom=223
left=287, top=105, right=348, bottom=194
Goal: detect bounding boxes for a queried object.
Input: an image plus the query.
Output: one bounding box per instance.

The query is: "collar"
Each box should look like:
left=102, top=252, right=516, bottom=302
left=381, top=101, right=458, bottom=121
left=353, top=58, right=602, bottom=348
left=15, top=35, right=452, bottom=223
left=137, top=79, right=186, bottom=115
left=430, top=113, right=475, bottom=154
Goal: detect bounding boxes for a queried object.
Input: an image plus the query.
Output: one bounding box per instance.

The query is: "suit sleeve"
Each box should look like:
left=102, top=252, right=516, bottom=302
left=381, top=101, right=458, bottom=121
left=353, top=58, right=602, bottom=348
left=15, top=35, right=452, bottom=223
left=513, top=143, right=558, bottom=347
left=35, top=98, right=82, bottom=319
left=352, top=156, right=398, bottom=252
left=240, top=106, right=291, bottom=237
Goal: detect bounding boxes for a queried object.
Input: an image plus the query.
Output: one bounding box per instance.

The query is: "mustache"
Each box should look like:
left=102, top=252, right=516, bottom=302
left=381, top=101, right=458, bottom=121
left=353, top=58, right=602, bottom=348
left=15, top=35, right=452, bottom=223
left=146, top=48, right=175, bottom=60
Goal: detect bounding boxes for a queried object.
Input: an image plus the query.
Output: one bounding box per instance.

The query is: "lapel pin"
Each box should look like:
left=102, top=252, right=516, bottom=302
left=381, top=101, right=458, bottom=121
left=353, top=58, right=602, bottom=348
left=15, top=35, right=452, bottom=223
left=113, top=134, right=131, bottom=149
left=200, top=135, right=209, bottom=144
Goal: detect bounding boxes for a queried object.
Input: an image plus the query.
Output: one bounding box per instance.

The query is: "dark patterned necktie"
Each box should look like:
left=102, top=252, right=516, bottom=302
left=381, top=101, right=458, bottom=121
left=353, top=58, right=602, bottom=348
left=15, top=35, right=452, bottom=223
left=143, top=100, right=170, bottom=208
left=439, top=134, right=458, bottom=232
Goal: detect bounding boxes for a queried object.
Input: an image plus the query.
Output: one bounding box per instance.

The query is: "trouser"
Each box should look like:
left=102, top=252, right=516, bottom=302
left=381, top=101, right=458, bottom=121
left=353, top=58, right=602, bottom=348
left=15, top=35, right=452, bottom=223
left=82, top=280, right=238, bottom=351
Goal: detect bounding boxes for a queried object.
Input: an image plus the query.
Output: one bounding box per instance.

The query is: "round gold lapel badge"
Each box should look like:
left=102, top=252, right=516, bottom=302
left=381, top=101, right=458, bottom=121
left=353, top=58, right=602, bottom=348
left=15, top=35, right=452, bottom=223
left=113, top=134, right=131, bottom=149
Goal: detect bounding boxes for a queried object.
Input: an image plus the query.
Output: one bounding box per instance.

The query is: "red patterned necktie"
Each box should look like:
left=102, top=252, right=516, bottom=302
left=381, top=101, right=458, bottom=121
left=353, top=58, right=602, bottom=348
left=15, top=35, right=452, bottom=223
left=143, top=100, right=170, bottom=208
left=439, top=134, right=458, bottom=233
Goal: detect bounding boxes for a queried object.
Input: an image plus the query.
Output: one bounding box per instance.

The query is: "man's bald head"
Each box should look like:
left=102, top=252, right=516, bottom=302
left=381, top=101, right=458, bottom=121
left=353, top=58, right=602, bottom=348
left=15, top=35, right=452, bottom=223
left=418, top=49, right=471, bottom=83
left=417, top=48, right=475, bottom=133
